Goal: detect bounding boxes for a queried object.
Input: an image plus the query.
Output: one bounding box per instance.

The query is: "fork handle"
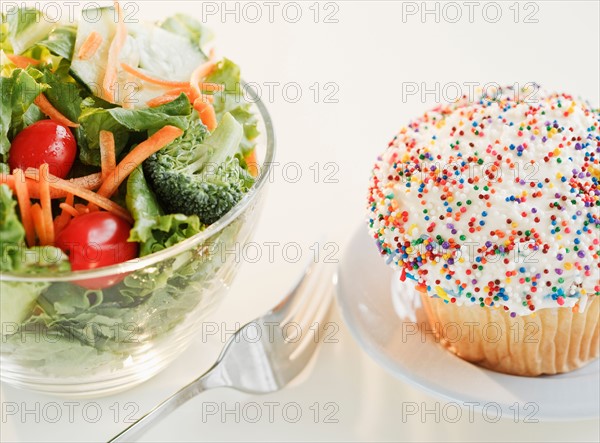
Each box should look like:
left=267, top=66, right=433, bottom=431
left=108, top=364, right=222, bottom=442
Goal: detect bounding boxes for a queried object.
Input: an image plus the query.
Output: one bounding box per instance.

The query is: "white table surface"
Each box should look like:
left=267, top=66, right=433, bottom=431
left=2, top=1, right=599, bottom=441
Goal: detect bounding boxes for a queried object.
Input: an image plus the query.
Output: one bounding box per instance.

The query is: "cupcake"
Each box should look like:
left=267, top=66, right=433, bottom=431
left=367, top=86, right=599, bottom=376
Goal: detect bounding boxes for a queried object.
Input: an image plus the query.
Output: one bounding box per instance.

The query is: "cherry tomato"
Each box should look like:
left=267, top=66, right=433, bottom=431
left=55, top=212, right=138, bottom=289
left=9, top=120, right=77, bottom=179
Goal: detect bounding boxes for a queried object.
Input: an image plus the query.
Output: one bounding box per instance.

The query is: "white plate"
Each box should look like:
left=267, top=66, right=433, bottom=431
left=336, top=225, right=600, bottom=421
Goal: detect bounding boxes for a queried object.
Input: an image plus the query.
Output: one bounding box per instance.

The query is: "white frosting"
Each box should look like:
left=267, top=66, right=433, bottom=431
left=368, top=88, right=599, bottom=316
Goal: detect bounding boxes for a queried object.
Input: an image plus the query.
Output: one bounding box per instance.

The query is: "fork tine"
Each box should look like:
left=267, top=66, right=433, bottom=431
left=267, top=260, right=319, bottom=321
left=284, top=263, right=334, bottom=329
left=288, top=286, right=333, bottom=362
left=278, top=262, right=327, bottom=324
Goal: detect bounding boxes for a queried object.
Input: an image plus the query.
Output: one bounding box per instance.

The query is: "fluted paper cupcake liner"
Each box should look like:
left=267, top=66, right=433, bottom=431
left=419, top=293, right=599, bottom=376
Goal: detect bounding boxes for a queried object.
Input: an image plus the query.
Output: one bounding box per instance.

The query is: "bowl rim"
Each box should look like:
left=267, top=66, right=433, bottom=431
left=1, top=82, right=276, bottom=283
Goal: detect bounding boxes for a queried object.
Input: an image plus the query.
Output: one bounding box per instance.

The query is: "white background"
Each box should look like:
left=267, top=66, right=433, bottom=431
left=1, top=1, right=599, bottom=441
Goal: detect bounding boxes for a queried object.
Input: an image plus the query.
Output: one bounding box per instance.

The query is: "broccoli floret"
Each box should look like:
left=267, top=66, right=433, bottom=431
left=143, top=113, right=255, bottom=226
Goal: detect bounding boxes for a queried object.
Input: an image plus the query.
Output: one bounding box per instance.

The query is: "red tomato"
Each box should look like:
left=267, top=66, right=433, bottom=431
left=9, top=120, right=77, bottom=179
left=55, top=212, right=138, bottom=289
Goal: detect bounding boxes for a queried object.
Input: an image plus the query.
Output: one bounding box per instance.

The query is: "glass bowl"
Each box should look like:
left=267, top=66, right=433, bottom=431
left=0, top=85, right=275, bottom=397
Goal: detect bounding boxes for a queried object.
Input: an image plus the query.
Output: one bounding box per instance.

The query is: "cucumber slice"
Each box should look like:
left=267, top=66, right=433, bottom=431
left=127, top=22, right=206, bottom=82
left=70, top=7, right=129, bottom=95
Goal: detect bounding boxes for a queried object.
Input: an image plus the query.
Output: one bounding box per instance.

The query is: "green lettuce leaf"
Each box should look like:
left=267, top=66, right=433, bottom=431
left=22, top=103, right=45, bottom=126
left=214, top=95, right=259, bottom=155
left=0, top=185, right=70, bottom=326
left=0, top=68, right=47, bottom=161
left=1, top=247, right=70, bottom=326
left=0, top=76, right=13, bottom=159
left=207, top=59, right=259, bottom=156
left=0, top=184, right=26, bottom=271
left=126, top=166, right=202, bottom=256
left=1, top=14, right=12, bottom=52
left=40, top=65, right=84, bottom=123
left=1, top=281, right=47, bottom=326
left=109, top=93, right=192, bottom=130
left=206, top=58, right=241, bottom=93
left=1, top=329, right=119, bottom=374
left=78, top=94, right=192, bottom=165
left=36, top=25, right=77, bottom=60
left=160, top=14, right=213, bottom=49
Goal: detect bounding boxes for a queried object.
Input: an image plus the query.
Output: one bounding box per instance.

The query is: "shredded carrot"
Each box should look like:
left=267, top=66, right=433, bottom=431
left=193, top=99, right=217, bottom=131
left=13, top=169, right=36, bottom=247
left=24, top=170, right=133, bottom=223
left=30, top=204, right=47, bottom=246
left=65, top=193, right=74, bottom=207
left=146, top=93, right=185, bottom=108
left=51, top=174, right=102, bottom=198
left=97, top=125, right=184, bottom=199
left=146, top=88, right=213, bottom=108
left=77, top=31, right=104, bottom=60
left=54, top=193, right=75, bottom=234
left=54, top=215, right=71, bottom=234
left=1, top=173, right=102, bottom=199
left=103, top=1, right=127, bottom=102
left=244, top=149, right=259, bottom=178
left=120, top=63, right=190, bottom=88
left=6, top=53, right=40, bottom=68
left=190, top=60, right=217, bottom=96
left=199, top=94, right=214, bottom=104
left=34, top=94, right=79, bottom=128
left=2, top=174, right=37, bottom=199
left=167, top=85, right=200, bottom=99
left=191, top=61, right=217, bottom=79
left=99, top=131, right=116, bottom=181
left=59, top=203, right=80, bottom=218
left=38, top=164, right=55, bottom=246
left=1, top=174, right=29, bottom=191
left=74, top=203, right=92, bottom=215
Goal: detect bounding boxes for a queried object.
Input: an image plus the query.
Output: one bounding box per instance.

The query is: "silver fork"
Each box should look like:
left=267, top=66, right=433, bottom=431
left=109, top=262, right=334, bottom=442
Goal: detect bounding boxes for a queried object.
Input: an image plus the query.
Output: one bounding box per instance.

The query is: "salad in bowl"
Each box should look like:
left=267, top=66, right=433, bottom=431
left=0, top=3, right=274, bottom=396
